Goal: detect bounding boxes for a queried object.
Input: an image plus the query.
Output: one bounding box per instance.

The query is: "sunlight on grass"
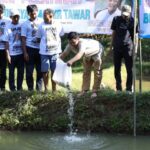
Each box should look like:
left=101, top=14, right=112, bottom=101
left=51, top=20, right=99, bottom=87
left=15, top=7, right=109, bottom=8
left=5, top=65, right=150, bottom=92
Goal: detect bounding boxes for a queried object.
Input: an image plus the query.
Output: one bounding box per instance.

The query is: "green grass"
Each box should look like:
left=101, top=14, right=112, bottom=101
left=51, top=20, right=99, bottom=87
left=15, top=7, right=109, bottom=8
left=5, top=64, right=150, bottom=92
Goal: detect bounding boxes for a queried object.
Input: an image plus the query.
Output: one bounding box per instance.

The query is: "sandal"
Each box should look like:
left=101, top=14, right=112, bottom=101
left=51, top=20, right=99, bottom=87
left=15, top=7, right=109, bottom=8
left=77, top=91, right=86, bottom=98
left=91, top=92, right=97, bottom=98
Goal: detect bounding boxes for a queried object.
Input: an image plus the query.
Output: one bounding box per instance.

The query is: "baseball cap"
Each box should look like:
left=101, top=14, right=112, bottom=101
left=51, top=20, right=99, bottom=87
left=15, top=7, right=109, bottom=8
left=10, top=9, right=20, bottom=17
left=121, top=5, right=131, bottom=17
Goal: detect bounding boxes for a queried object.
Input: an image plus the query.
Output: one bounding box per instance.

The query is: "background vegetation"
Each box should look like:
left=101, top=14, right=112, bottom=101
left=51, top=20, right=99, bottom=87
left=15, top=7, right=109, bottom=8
left=0, top=90, right=150, bottom=135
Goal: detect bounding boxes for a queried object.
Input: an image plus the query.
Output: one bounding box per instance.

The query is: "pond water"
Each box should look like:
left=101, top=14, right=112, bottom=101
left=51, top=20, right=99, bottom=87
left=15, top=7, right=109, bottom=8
left=0, top=131, right=149, bottom=150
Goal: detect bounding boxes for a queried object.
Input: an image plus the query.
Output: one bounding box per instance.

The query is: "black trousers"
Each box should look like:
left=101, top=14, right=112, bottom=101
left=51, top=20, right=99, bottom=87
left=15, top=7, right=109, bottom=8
left=113, top=46, right=133, bottom=91
left=8, top=54, right=24, bottom=91
left=0, top=50, right=7, bottom=90
left=25, top=46, right=43, bottom=91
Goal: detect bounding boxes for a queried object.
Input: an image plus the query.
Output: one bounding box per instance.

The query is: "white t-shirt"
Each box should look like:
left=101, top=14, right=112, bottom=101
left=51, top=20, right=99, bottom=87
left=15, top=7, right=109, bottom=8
left=21, top=18, right=42, bottom=49
left=95, top=8, right=121, bottom=32
left=4, top=23, right=23, bottom=56
left=37, top=21, right=64, bottom=55
left=0, top=17, right=10, bottom=50
left=64, top=38, right=103, bottom=57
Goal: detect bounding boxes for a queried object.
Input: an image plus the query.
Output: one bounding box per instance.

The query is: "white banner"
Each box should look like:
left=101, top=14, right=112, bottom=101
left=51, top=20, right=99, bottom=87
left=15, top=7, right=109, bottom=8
left=139, top=0, right=150, bottom=38
left=2, top=0, right=127, bottom=34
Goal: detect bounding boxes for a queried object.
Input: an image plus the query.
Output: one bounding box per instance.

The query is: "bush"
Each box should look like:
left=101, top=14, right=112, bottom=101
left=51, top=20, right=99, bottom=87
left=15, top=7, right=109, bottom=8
left=0, top=90, right=150, bottom=135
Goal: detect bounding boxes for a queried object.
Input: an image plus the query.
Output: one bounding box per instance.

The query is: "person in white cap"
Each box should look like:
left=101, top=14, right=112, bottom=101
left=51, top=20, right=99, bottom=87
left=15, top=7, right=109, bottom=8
left=4, top=9, right=24, bottom=91
left=110, top=5, right=136, bottom=93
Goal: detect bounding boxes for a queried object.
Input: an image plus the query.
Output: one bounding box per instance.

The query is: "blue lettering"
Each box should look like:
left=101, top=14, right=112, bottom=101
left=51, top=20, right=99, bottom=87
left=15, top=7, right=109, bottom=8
left=85, top=10, right=90, bottom=19
left=4, top=9, right=10, bottom=18
left=63, top=9, right=90, bottom=20
left=54, top=10, right=62, bottom=19
left=72, top=10, right=80, bottom=19
left=63, top=9, right=68, bottom=18
left=144, top=13, right=150, bottom=23
left=19, top=9, right=28, bottom=19
left=38, top=10, right=43, bottom=18
left=68, top=10, right=73, bottom=19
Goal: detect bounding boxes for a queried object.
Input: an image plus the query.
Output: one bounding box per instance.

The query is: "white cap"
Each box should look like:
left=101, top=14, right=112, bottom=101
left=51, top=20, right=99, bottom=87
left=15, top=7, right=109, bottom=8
left=10, top=9, right=20, bottom=17
left=121, top=5, right=131, bottom=17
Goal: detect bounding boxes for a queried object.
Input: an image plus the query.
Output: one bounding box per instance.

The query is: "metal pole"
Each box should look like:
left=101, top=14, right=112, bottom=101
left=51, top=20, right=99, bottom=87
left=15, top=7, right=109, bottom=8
left=133, top=0, right=138, bottom=137
left=139, top=38, right=142, bottom=93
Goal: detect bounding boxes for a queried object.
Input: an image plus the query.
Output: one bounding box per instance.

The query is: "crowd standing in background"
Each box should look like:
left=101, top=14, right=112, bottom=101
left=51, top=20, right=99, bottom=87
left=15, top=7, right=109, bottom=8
left=0, top=3, right=134, bottom=95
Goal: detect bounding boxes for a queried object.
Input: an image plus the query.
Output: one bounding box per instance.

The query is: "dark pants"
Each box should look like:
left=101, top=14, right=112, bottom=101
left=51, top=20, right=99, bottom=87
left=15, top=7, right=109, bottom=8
left=25, top=46, right=43, bottom=91
left=113, top=46, right=133, bottom=91
left=8, top=54, right=24, bottom=91
left=0, top=50, right=7, bottom=90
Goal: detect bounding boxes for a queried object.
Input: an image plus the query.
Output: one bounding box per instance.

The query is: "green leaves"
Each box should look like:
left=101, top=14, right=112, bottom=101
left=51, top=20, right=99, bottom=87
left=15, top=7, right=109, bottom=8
left=0, top=90, right=150, bottom=134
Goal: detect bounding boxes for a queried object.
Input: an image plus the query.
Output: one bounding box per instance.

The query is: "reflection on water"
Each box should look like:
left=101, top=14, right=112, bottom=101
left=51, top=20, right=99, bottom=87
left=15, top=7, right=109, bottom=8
left=0, top=131, right=150, bottom=150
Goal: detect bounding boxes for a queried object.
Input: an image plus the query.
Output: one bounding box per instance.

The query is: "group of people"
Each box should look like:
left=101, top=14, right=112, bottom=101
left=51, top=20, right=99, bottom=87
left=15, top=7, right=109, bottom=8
left=0, top=4, right=64, bottom=92
left=0, top=3, right=135, bottom=97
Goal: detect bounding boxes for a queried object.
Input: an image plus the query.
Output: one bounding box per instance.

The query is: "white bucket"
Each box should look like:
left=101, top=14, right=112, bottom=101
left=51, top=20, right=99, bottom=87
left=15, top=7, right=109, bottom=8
left=52, top=58, right=72, bottom=87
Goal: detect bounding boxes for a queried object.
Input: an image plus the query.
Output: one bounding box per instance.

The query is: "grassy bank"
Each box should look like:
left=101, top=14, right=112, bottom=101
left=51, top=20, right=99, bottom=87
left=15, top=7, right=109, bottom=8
left=0, top=90, right=150, bottom=135
left=5, top=63, right=150, bottom=92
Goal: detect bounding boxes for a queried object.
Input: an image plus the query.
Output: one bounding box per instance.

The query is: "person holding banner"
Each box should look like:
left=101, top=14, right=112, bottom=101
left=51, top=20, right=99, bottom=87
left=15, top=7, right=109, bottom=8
left=0, top=4, right=10, bottom=92
left=37, top=8, right=64, bottom=92
left=95, top=0, right=122, bottom=30
left=21, top=4, right=43, bottom=91
left=60, top=32, right=103, bottom=98
left=110, top=5, right=135, bottom=93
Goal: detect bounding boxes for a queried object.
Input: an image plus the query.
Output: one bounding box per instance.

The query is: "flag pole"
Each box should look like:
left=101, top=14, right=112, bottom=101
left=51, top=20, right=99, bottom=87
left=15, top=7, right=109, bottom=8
left=133, top=0, right=138, bottom=137
left=139, top=38, right=142, bottom=93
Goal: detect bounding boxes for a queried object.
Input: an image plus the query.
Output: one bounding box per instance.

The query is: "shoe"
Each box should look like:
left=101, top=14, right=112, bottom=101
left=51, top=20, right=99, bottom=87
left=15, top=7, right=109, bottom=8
left=126, top=90, right=133, bottom=95
left=91, top=92, right=97, bottom=98
left=100, top=83, right=106, bottom=89
left=77, top=91, right=86, bottom=98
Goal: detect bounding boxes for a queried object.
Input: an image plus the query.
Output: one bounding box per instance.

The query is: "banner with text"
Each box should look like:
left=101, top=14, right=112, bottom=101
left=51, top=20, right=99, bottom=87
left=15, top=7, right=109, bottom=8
left=139, top=0, right=150, bottom=38
left=2, top=0, right=128, bottom=34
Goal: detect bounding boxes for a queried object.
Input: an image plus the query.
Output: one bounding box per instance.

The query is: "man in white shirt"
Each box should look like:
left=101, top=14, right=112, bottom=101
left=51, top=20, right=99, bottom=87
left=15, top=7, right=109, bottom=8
left=4, top=9, right=24, bottom=91
left=37, top=8, right=64, bottom=92
left=60, top=32, right=103, bottom=98
left=0, top=4, right=10, bottom=91
left=95, top=0, right=122, bottom=33
left=21, top=4, right=43, bottom=91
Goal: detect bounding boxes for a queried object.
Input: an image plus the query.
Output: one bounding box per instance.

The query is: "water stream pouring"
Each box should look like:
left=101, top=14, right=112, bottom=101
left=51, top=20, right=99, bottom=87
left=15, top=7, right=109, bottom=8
left=52, top=58, right=75, bottom=135
left=66, top=85, right=75, bottom=135
left=53, top=59, right=82, bottom=141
